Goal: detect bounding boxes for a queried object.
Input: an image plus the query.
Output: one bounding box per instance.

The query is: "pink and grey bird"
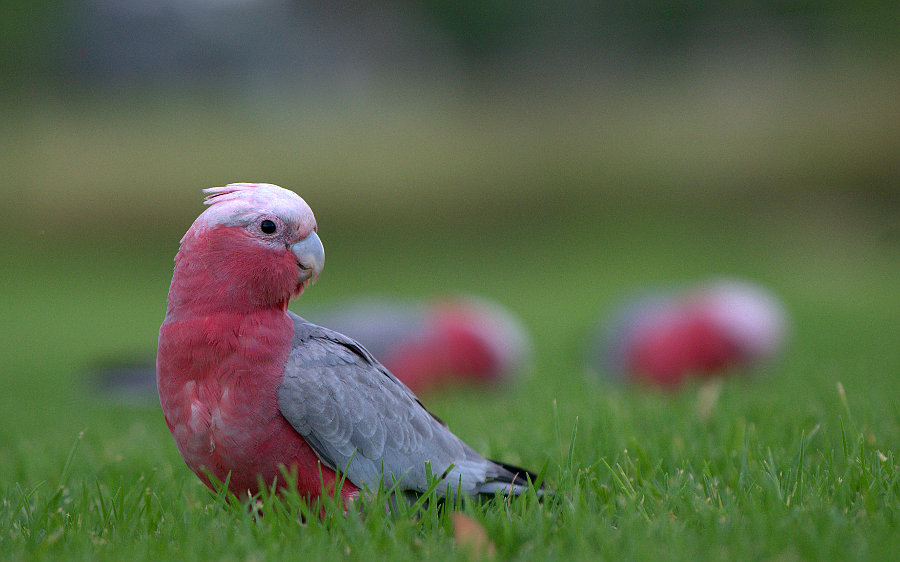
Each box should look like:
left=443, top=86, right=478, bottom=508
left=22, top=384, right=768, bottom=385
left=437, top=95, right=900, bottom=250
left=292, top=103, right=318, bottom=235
left=309, top=296, right=531, bottom=394
left=156, top=183, right=538, bottom=502
left=589, top=279, right=788, bottom=388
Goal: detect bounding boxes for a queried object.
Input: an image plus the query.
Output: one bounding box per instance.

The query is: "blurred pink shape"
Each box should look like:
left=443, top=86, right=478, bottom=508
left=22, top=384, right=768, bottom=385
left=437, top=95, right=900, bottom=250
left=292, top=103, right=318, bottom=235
left=593, top=279, right=788, bottom=387
left=312, top=295, right=532, bottom=394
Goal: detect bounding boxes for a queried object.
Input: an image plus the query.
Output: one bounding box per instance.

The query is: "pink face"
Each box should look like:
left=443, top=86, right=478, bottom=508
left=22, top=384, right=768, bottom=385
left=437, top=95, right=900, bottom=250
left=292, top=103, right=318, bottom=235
left=180, top=183, right=324, bottom=309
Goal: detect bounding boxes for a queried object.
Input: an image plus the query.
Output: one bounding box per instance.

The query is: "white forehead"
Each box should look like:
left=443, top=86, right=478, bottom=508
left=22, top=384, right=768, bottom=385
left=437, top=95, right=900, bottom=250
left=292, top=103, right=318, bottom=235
left=197, top=183, right=315, bottom=229
left=700, top=279, right=788, bottom=358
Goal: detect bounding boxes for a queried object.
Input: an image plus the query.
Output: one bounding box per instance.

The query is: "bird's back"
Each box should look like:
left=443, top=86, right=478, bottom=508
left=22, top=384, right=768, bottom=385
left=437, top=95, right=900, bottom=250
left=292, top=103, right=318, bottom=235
left=279, top=313, right=540, bottom=497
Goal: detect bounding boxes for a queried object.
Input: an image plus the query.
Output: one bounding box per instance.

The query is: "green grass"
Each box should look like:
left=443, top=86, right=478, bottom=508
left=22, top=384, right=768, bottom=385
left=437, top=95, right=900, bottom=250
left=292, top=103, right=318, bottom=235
left=1, top=71, right=899, bottom=559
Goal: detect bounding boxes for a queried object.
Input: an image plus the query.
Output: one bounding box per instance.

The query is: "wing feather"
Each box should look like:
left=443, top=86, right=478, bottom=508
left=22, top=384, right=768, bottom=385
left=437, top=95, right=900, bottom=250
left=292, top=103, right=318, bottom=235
left=278, top=313, right=494, bottom=495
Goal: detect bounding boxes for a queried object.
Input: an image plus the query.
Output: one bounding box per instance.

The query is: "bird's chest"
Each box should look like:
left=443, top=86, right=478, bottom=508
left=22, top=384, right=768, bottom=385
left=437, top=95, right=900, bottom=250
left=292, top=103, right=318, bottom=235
left=170, top=374, right=280, bottom=472
left=158, top=312, right=293, bottom=461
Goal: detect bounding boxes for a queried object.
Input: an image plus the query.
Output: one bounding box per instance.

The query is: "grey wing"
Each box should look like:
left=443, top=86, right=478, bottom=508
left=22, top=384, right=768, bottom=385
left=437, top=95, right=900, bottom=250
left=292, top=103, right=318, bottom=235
left=278, top=312, right=496, bottom=495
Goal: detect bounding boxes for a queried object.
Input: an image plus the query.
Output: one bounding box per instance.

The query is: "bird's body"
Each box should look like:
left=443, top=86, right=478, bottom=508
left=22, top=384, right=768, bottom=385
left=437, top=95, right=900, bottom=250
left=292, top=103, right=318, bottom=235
left=158, top=307, right=358, bottom=500
left=593, top=280, right=787, bottom=387
left=157, top=183, right=536, bottom=503
left=308, top=296, right=532, bottom=394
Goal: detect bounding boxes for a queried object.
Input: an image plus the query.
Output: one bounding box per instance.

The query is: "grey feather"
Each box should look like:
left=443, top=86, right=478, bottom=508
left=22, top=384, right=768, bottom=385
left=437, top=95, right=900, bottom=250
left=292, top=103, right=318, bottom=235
left=278, top=312, right=531, bottom=496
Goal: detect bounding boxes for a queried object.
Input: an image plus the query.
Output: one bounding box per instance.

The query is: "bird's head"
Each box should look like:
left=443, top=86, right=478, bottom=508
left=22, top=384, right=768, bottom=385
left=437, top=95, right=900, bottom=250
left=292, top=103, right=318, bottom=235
left=171, top=183, right=324, bottom=311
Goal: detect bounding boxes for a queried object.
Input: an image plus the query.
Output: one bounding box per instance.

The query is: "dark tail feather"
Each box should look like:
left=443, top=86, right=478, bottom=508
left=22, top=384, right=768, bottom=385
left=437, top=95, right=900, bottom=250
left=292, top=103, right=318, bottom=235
left=476, top=460, right=549, bottom=497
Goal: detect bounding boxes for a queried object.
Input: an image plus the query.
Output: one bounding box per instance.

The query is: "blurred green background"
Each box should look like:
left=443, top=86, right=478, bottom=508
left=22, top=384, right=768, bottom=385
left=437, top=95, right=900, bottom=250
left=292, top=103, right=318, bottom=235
left=1, top=0, right=898, bottom=491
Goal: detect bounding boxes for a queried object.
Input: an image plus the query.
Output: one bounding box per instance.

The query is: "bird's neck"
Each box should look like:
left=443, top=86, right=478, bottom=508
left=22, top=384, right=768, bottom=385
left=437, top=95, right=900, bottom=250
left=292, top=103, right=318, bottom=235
left=158, top=286, right=294, bottom=385
left=165, top=266, right=290, bottom=318
left=165, top=230, right=295, bottom=317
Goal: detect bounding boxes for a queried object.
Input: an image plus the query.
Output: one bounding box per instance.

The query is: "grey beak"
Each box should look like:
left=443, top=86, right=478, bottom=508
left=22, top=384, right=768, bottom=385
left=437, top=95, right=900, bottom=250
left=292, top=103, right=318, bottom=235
left=291, top=231, right=324, bottom=284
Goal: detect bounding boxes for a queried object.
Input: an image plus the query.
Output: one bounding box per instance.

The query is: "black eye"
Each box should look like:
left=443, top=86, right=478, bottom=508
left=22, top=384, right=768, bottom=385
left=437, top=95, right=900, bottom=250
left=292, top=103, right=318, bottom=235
left=260, top=219, right=277, bottom=234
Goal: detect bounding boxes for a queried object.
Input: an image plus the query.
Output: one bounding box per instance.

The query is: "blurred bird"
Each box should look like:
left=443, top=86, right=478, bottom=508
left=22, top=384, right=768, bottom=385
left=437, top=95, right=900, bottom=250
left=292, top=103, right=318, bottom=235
left=311, top=295, right=531, bottom=394
left=589, top=279, right=788, bottom=387
left=156, top=183, right=541, bottom=502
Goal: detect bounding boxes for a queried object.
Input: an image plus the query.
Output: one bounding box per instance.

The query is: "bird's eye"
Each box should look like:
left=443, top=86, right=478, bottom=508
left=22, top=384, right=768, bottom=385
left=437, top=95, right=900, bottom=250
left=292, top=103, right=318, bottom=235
left=260, top=219, right=277, bottom=234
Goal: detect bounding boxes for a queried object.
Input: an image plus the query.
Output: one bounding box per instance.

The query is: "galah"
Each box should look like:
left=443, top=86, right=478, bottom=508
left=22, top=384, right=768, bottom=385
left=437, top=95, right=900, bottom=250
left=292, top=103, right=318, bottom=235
left=308, top=295, right=532, bottom=394
left=156, top=183, right=539, bottom=503
left=590, top=279, right=788, bottom=387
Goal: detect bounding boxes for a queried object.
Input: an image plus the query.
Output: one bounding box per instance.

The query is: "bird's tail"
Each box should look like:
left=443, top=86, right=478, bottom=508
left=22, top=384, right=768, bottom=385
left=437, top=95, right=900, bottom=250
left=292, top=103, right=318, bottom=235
left=476, top=460, right=548, bottom=497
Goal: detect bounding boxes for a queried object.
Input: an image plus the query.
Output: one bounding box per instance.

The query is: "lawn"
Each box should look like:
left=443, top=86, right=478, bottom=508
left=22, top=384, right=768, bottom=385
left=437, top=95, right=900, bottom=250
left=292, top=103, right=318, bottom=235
left=1, top=72, right=898, bottom=560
